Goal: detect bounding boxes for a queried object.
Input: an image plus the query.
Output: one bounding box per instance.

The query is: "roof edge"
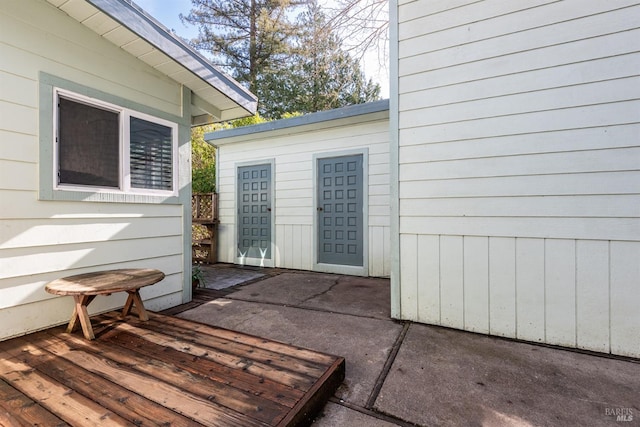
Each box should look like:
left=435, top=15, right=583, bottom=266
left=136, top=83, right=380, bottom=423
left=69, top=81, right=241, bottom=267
left=205, top=99, right=390, bottom=142
left=87, top=0, right=257, bottom=115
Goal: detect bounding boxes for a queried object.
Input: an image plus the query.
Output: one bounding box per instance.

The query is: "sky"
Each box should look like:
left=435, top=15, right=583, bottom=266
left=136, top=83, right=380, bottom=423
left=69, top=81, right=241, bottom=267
left=134, top=0, right=389, bottom=98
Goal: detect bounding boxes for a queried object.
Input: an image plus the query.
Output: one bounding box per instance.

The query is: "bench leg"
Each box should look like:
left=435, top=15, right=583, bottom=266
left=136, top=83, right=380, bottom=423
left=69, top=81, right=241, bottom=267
left=67, top=295, right=96, bottom=340
left=122, top=290, right=149, bottom=321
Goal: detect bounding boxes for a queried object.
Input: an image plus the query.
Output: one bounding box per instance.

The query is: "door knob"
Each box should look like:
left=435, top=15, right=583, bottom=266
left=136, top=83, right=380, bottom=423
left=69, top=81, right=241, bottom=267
left=317, top=207, right=323, bottom=211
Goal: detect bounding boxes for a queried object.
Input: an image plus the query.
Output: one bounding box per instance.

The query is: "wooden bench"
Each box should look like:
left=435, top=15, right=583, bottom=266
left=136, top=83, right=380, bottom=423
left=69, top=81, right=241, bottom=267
left=45, top=268, right=165, bottom=340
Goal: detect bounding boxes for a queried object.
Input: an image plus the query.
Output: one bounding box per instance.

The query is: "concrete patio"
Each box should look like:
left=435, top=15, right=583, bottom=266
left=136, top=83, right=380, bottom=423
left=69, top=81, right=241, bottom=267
left=178, top=264, right=639, bottom=427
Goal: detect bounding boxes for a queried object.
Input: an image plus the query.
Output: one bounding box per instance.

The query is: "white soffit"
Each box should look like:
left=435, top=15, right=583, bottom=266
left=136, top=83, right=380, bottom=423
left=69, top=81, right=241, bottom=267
left=46, top=0, right=257, bottom=122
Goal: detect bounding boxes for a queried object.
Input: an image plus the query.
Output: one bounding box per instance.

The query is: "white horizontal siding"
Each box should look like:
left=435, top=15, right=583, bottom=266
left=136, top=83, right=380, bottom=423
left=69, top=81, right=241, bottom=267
left=400, top=195, right=640, bottom=218
left=216, top=116, right=391, bottom=276
left=400, top=54, right=640, bottom=113
left=395, top=0, right=640, bottom=357
left=0, top=217, right=182, bottom=249
left=399, top=1, right=636, bottom=58
left=400, top=77, right=640, bottom=130
left=0, top=255, right=183, bottom=310
left=400, top=3, right=639, bottom=72
left=399, top=101, right=639, bottom=142
left=398, top=125, right=639, bottom=161
left=0, top=131, right=37, bottom=164
left=400, top=217, right=638, bottom=242
left=399, top=0, right=557, bottom=39
left=400, top=147, right=640, bottom=181
left=0, top=235, right=183, bottom=286
left=0, top=190, right=183, bottom=219
left=399, top=171, right=639, bottom=199
left=400, top=29, right=640, bottom=97
left=0, top=274, right=184, bottom=340
left=0, top=0, right=187, bottom=340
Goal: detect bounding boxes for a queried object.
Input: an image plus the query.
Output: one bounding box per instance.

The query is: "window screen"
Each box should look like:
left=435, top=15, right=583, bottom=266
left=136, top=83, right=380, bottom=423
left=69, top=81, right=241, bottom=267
left=129, top=117, right=173, bottom=191
left=58, top=97, right=119, bottom=187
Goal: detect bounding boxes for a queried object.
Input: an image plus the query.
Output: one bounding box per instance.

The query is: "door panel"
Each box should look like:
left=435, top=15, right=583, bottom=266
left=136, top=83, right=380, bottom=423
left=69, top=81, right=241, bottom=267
left=317, top=155, right=363, bottom=266
left=237, top=164, right=271, bottom=259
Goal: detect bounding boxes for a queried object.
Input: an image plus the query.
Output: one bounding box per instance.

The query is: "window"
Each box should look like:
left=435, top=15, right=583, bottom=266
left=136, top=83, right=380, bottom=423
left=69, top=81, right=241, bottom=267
left=55, top=89, right=177, bottom=195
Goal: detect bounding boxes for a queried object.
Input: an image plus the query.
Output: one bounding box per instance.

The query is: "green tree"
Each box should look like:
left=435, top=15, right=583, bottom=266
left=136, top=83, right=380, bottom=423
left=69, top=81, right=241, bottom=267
left=191, top=114, right=272, bottom=192
left=181, top=0, right=304, bottom=96
left=191, top=125, right=217, bottom=193
left=182, top=0, right=380, bottom=119
left=259, top=2, right=380, bottom=118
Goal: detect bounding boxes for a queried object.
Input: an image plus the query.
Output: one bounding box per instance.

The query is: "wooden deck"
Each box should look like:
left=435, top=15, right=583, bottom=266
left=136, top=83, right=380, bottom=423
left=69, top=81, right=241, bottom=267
left=0, top=311, right=345, bottom=426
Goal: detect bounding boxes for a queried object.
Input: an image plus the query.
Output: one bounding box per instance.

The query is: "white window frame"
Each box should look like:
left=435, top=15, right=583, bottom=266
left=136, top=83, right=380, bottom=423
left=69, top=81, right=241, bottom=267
left=53, top=88, right=178, bottom=197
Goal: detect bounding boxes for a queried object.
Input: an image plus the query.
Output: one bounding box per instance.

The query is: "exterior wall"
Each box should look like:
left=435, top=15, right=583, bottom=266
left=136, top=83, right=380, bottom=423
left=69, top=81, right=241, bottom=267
left=215, top=113, right=391, bottom=277
left=0, top=0, right=191, bottom=340
left=393, top=0, right=640, bottom=357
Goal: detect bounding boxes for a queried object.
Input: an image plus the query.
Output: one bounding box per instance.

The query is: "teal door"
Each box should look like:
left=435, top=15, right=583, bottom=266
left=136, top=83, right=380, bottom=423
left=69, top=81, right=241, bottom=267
left=237, top=164, right=271, bottom=259
left=317, top=154, right=364, bottom=266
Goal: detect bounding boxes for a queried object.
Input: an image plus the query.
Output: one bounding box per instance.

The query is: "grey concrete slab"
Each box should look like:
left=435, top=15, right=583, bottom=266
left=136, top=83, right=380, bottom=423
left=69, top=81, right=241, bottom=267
left=374, top=324, right=640, bottom=427
left=224, top=272, right=339, bottom=305
left=199, top=265, right=264, bottom=290
left=300, top=275, right=391, bottom=320
left=313, top=402, right=398, bottom=427
left=178, top=299, right=403, bottom=407
left=226, top=272, right=391, bottom=319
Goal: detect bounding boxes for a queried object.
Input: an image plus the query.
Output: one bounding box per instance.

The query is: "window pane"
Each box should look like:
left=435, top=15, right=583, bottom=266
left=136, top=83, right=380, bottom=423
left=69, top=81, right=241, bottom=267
left=58, top=97, right=119, bottom=187
left=129, top=117, right=173, bottom=191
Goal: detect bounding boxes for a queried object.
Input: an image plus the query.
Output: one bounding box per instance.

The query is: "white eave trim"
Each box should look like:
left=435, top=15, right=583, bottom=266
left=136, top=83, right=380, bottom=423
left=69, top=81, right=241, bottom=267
left=85, top=0, right=257, bottom=115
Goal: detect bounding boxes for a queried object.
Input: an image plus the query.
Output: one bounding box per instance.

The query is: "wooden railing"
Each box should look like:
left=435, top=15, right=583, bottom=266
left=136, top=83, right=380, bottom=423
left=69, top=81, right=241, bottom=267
left=192, top=193, right=218, bottom=263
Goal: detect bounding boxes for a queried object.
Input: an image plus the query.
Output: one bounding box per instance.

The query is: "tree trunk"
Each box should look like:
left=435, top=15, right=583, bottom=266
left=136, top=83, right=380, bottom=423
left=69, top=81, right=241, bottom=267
left=249, top=0, right=258, bottom=95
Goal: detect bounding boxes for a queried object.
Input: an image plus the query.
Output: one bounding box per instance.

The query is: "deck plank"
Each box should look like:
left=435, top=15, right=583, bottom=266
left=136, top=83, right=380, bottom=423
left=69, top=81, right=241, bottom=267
left=0, top=311, right=344, bottom=427
left=104, top=330, right=303, bottom=409
left=135, top=317, right=329, bottom=377
left=99, top=319, right=317, bottom=390
left=30, top=334, right=268, bottom=427
left=46, top=332, right=289, bottom=425
left=0, top=350, right=132, bottom=426
left=0, top=377, right=68, bottom=427
left=152, top=312, right=337, bottom=365
left=1, top=339, right=196, bottom=427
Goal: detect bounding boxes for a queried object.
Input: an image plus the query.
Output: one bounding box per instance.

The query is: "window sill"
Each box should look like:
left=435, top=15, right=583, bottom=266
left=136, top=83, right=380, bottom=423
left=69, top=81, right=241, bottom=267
left=39, top=188, right=182, bottom=204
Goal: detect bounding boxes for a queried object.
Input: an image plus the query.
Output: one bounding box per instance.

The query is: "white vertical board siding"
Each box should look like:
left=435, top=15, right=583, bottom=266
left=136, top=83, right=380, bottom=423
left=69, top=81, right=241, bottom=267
left=515, top=238, right=545, bottom=343
left=462, top=236, right=489, bottom=334
left=399, top=234, right=418, bottom=320
left=610, top=242, right=640, bottom=358
left=488, top=237, right=516, bottom=338
left=0, top=0, right=187, bottom=340
left=215, top=113, right=390, bottom=276
left=544, top=239, right=577, bottom=347
left=576, top=240, right=610, bottom=353
left=416, top=235, right=440, bottom=324
left=395, top=0, right=640, bottom=356
left=439, top=236, right=464, bottom=329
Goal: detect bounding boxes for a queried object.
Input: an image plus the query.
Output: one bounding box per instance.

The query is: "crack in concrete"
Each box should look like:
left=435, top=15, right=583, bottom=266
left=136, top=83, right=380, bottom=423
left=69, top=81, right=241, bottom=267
left=298, top=278, right=342, bottom=306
